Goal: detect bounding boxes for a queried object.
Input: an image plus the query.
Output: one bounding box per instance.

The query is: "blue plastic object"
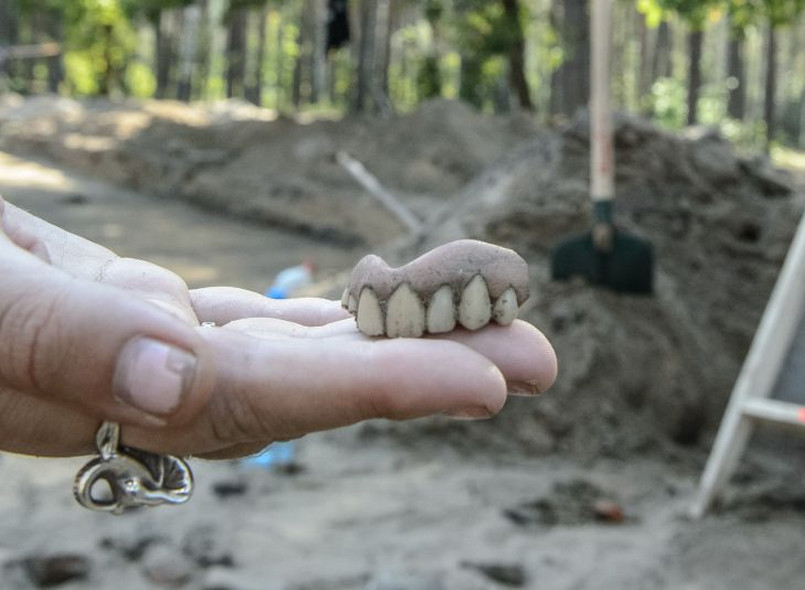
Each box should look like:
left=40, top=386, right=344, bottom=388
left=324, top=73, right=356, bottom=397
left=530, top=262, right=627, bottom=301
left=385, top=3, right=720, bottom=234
left=240, top=441, right=296, bottom=469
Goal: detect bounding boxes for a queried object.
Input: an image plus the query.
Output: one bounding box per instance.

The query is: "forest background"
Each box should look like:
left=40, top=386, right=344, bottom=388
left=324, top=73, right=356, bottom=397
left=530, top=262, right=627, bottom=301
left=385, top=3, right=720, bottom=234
left=1, top=0, right=804, bottom=155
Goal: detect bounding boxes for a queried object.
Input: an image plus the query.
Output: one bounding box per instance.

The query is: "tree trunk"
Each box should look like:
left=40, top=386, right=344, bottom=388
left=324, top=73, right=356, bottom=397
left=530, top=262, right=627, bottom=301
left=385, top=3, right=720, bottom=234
left=380, top=0, right=393, bottom=99
left=246, top=5, right=269, bottom=106
left=0, top=0, right=19, bottom=86
left=686, top=29, right=703, bottom=126
left=275, top=12, right=285, bottom=109
left=501, top=0, right=533, bottom=111
left=292, top=24, right=303, bottom=109
left=637, top=9, right=650, bottom=111
left=459, top=54, right=483, bottom=109
left=651, top=20, right=672, bottom=82
left=726, top=34, right=745, bottom=120
left=549, top=0, right=562, bottom=114
left=175, top=6, right=197, bottom=101
left=799, top=86, right=805, bottom=149
left=43, top=8, right=64, bottom=93
left=763, top=20, right=777, bottom=148
left=195, top=0, right=211, bottom=100
left=155, top=11, right=175, bottom=99
left=98, top=24, right=114, bottom=96
left=559, top=0, right=589, bottom=117
left=311, top=0, right=327, bottom=103
left=353, top=0, right=377, bottom=112
left=226, top=7, right=248, bottom=99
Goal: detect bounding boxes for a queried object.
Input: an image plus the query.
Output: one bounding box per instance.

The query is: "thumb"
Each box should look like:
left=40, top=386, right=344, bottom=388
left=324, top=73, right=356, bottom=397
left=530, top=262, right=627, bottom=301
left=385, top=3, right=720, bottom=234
left=0, top=238, right=214, bottom=429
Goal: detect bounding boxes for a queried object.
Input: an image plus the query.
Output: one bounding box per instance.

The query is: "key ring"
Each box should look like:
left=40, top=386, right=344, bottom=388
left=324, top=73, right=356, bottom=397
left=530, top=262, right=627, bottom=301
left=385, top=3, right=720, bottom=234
left=73, top=421, right=194, bottom=514
left=73, top=322, right=218, bottom=513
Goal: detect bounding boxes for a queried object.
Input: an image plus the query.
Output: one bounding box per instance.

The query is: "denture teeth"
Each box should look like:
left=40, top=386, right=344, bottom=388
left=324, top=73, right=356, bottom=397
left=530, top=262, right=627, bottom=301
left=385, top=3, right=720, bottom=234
left=492, top=287, right=519, bottom=326
left=458, top=274, right=492, bottom=330
left=356, top=288, right=384, bottom=336
left=426, top=285, right=456, bottom=334
left=385, top=282, right=426, bottom=338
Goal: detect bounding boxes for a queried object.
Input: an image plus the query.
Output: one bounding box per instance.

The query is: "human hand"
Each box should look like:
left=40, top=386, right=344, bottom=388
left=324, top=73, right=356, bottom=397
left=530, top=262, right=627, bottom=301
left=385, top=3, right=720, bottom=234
left=0, top=196, right=557, bottom=459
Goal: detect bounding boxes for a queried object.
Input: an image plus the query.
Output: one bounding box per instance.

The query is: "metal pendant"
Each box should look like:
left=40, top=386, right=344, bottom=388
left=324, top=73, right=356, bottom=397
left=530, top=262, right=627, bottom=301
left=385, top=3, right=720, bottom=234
left=73, top=422, right=194, bottom=514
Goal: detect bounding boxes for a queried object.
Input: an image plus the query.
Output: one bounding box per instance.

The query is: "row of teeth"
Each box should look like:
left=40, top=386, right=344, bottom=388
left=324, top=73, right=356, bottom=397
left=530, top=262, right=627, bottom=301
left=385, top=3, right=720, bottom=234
left=342, top=274, right=520, bottom=338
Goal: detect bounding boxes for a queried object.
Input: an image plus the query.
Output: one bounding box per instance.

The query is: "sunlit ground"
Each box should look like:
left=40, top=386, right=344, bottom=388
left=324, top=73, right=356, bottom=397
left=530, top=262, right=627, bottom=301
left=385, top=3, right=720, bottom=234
left=773, top=146, right=805, bottom=173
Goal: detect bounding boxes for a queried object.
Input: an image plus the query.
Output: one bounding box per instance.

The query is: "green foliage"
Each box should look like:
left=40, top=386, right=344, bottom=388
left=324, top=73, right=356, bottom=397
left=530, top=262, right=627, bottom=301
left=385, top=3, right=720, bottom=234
left=121, top=0, right=194, bottom=23
left=650, top=76, right=687, bottom=128
left=417, top=56, right=442, bottom=99
left=125, top=61, right=157, bottom=97
left=424, top=0, right=444, bottom=24
left=59, top=0, right=139, bottom=95
left=638, top=0, right=722, bottom=28
left=450, top=0, right=528, bottom=110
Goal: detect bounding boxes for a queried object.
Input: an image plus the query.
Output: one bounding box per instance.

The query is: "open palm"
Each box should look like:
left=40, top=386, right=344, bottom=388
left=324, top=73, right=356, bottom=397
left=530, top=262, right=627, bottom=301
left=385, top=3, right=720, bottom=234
left=0, top=197, right=557, bottom=459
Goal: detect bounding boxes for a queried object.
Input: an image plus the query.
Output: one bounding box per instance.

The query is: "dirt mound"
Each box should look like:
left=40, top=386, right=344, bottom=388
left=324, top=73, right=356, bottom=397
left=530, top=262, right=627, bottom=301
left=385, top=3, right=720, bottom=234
left=0, top=97, right=537, bottom=244
left=1, top=97, right=801, bottom=459
left=385, top=113, right=801, bottom=458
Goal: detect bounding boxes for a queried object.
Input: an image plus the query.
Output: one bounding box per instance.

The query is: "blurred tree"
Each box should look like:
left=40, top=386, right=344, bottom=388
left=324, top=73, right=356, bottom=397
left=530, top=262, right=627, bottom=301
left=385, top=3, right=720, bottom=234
left=762, top=0, right=805, bottom=147
left=417, top=0, right=443, bottom=99
left=556, top=0, right=588, bottom=117
left=123, top=0, right=196, bottom=98
left=453, top=0, right=533, bottom=111
left=639, top=0, right=721, bottom=125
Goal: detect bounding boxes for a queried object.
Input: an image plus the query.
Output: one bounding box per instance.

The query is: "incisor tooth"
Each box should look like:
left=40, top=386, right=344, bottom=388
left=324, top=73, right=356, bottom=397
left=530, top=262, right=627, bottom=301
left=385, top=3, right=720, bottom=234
left=427, top=285, right=456, bottom=333
left=341, top=288, right=350, bottom=308
left=458, top=274, right=491, bottom=330
left=348, top=294, right=358, bottom=314
left=385, top=283, right=426, bottom=338
left=492, top=287, right=519, bottom=326
left=356, top=288, right=384, bottom=336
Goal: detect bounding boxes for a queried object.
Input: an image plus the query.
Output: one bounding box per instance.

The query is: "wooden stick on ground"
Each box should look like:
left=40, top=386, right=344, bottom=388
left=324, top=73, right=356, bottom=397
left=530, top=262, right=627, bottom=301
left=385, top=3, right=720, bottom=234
left=336, top=150, right=422, bottom=235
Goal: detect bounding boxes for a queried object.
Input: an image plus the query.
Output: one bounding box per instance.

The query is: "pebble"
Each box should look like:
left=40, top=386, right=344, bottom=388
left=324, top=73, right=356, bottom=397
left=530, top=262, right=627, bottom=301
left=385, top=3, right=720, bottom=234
left=15, top=553, right=91, bottom=588
left=141, top=543, right=194, bottom=586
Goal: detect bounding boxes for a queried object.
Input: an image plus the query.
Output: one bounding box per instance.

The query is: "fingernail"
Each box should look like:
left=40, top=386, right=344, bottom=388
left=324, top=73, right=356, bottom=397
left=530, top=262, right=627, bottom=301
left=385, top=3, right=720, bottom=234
left=508, top=380, right=541, bottom=396
left=114, top=337, right=197, bottom=417
left=446, top=406, right=494, bottom=420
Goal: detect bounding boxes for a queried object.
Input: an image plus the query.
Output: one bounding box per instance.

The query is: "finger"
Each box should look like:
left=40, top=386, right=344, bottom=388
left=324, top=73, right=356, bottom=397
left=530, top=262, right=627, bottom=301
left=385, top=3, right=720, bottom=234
left=190, top=286, right=349, bottom=326
left=1, top=201, right=196, bottom=323
left=220, top=317, right=557, bottom=394
left=122, top=328, right=509, bottom=455
left=1, top=198, right=117, bottom=270
left=437, top=321, right=558, bottom=395
left=0, top=243, right=215, bottom=429
left=0, top=387, right=98, bottom=456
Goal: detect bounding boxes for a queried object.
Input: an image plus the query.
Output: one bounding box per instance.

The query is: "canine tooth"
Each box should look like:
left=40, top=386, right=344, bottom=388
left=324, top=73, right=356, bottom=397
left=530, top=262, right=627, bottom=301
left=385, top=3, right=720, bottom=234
left=385, top=283, right=426, bottom=338
left=427, top=285, right=456, bottom=333
left=458, top=275, right=491, bottom=330
left=341, top=288, right=350, bottom=308
left=492, top=287, right=519, bottom=326
left=348, top=294, right=358, bottom=314
left=357, top=288, right=384, bottom=336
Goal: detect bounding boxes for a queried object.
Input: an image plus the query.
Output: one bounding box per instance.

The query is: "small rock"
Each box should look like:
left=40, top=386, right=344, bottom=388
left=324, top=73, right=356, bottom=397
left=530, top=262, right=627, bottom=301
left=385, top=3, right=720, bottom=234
left=141, top=543, right=194, bottom=587
left=18, top=553, right=91, bottom=587
left=100, top=535, right=165, bottom=561
left=211, top=480, right=248, bottom=499
left=60, top=193, right=89, bottom=205
left=182, top=525, right=234, bottom=568
left=460, top=561, right=527, bottom=587
left=592, top=499, right=625, bottom=524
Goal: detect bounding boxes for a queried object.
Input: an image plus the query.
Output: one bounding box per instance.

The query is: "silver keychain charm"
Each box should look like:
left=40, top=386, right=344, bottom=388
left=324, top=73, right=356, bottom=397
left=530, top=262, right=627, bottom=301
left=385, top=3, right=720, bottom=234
left=73, top=421, right=194, bottom=514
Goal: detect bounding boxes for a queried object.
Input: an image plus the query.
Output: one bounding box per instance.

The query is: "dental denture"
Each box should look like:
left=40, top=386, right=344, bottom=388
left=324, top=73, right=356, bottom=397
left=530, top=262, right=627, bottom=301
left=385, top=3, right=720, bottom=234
left=342, top=239, right=529, bottom=337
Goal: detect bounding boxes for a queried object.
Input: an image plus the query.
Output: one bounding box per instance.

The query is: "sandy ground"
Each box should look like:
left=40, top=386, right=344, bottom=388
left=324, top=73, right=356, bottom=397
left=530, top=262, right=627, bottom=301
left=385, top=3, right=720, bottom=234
left=2, top=152, right=805, bottom=590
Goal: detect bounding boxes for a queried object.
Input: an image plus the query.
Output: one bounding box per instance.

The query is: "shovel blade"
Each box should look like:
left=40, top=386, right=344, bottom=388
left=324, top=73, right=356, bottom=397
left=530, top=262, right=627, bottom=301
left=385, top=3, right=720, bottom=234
left=551, top=231, right=654, bottom=295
